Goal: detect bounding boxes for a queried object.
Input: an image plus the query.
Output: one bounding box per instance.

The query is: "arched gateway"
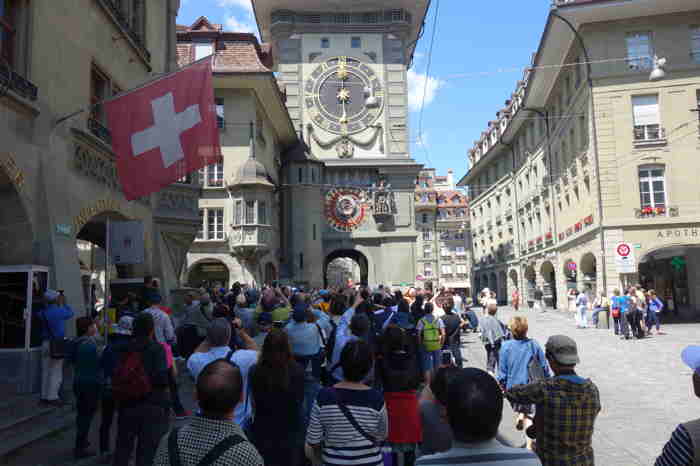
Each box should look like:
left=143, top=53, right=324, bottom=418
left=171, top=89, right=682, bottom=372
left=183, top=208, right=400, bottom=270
left=324, top=249, right=369, bottom=288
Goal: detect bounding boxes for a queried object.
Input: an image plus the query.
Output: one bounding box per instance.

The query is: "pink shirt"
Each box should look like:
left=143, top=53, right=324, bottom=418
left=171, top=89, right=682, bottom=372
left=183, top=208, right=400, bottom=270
left=160, top=342, right=173, bottom=369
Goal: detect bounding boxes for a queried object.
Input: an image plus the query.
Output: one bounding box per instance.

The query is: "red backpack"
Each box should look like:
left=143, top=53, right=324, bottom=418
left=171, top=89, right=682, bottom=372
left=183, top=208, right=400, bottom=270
left=112, top=350, right=152, bottom=403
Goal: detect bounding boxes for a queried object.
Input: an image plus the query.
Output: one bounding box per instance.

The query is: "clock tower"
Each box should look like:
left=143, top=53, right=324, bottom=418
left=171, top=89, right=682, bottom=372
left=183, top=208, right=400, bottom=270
left=253, top=0, right=428, bottom=287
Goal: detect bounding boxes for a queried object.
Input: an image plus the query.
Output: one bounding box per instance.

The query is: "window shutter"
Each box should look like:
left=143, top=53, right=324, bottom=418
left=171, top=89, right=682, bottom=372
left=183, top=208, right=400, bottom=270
left=632, top=95, right=659, bottom=125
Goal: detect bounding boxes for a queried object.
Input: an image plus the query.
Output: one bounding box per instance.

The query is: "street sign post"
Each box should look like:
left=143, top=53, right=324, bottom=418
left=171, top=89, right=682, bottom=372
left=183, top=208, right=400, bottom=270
left=615, top=242, right=637, bottom=273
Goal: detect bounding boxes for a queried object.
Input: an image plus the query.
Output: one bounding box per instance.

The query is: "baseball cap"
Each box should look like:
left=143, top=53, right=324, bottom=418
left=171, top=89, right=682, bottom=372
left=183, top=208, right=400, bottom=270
left=319, top=290, right=329, bottom=296
left=115, top=316, right=134, bottom=335
left=545, top=335, right=580, bottom=366
left=292, top=302, right=308, bottom=322
left=682, top=346, right=700, bottom=373
left=44, top=289, right=60, bottom=301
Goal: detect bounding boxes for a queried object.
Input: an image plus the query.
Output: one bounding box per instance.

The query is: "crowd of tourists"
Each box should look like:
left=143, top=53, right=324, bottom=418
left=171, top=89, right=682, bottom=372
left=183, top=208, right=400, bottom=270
left=35, top=277, right=700, bottom=466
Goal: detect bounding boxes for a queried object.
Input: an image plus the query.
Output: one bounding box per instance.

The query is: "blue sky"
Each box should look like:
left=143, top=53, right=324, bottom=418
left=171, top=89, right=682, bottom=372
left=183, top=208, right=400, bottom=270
left=177, top=0, right=551, bottom=180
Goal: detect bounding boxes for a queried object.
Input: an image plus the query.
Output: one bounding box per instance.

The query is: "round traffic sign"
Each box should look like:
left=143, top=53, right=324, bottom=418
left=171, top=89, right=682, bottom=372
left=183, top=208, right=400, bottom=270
left=617, top=244, right=631, bottom=257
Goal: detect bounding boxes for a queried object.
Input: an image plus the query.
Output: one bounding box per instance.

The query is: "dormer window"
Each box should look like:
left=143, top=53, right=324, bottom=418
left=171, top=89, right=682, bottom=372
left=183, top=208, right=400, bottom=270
left=195, top=42, right=214, bottom=60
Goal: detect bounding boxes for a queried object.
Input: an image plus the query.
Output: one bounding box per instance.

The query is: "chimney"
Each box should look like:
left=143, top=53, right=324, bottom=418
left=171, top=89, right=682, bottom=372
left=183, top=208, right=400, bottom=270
left=447, top=169, right=454, bottom=189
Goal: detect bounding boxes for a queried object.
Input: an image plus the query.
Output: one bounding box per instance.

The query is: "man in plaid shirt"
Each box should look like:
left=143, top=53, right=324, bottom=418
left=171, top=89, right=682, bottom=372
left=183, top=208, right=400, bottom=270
left=505, top=335, right=601, bottom=466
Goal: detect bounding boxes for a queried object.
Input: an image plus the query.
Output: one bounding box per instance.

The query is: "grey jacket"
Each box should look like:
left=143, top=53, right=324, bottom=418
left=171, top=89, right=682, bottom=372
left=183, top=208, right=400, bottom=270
left=181, top=303, right=213, bottom=337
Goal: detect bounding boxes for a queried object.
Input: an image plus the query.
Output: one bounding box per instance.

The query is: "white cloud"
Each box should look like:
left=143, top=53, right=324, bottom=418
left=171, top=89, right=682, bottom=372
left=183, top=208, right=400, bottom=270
left=407, top=69, right=444, bottom=112
left=218, top=0, right=253, bottom=13
left=225, top=14, right=256, bottom=33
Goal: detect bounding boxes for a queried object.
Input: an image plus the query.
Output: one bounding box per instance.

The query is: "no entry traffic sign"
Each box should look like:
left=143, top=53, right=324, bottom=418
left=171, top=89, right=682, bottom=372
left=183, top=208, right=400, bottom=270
left=615, top=242, right=636, bottom=273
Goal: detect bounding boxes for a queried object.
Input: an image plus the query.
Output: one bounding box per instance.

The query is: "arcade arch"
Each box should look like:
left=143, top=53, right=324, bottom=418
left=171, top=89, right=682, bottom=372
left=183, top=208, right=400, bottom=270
left=187, top=259, right=231, bottom=289
left=324, top=249, right=368, bottom=288
left=540, top=261, right=557, bottom=308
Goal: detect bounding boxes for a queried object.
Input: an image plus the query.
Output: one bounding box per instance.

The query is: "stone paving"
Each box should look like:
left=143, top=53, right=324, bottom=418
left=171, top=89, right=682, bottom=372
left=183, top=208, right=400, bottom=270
left=460, top=305, right=700, bottom=466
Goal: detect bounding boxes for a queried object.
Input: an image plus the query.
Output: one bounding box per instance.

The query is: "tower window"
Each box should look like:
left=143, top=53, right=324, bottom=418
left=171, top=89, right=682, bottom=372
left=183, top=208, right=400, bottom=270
left=351, top=37, right=361, bottom=49
left=321, top=38, right=330, bottom=49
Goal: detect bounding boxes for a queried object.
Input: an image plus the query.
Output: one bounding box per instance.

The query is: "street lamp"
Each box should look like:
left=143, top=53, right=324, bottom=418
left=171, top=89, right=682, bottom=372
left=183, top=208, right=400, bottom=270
left=649, top=56, right=667, bottom=82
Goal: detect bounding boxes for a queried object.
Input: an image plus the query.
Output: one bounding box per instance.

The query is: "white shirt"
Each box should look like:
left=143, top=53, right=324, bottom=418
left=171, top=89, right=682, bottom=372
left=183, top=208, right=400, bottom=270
left=416, top=439, right=541, bottom=465
left=453, top=295, right=464, bottom=312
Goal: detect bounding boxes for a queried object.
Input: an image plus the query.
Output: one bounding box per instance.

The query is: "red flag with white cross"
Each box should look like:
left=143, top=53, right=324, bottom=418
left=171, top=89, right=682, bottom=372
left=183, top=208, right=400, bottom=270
left=105, top=57, right=221, bottom=200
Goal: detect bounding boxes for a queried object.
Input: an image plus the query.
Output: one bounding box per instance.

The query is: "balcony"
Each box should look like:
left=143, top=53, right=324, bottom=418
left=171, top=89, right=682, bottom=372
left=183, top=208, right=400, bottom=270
left=96, top=0, right=152, bottom=68
left=0, top=61, right=38, bottom=101
left=229, top=225, right=273, bottom=261
left=505, top=207, right=513, bottom=219
left=88, top=117, right=112, bottom=145
left=633, top=126, right=667, bottom=147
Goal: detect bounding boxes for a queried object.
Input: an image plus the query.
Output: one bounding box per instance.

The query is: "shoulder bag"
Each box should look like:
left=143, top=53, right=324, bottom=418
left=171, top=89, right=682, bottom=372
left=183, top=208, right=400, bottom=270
left=527, top=340, right=546, bottom=383
left=332, top=388, right=377, bottom=446
left=168, top=427, right=245, bottom=466
left=41, top=310, right=69, bottom=359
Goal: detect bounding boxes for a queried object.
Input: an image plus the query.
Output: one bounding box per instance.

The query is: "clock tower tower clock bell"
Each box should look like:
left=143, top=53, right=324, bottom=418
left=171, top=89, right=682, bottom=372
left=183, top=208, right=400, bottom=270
left=252, top=0, right=429, bottom=287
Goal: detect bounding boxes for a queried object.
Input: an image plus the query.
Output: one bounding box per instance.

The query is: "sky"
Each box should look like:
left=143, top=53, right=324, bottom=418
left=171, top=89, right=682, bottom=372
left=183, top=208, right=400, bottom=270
left=176, top=0, right=551, bottom=180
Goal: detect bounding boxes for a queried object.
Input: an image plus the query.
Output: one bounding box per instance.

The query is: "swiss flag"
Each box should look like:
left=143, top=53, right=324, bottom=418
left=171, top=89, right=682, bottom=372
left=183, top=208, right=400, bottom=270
left=105, top=57, right=221, bottom=200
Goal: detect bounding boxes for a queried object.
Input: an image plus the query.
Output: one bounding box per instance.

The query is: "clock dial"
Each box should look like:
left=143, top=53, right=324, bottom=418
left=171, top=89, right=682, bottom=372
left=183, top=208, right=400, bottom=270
left=306, top=57, right=384, bottom=135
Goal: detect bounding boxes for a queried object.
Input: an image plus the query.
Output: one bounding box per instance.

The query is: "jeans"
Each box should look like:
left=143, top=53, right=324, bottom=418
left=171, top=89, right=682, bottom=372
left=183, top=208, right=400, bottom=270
left=613, top=316, right=622, bottom=335
left=485, top=341, right=501, bottom=373
left=576, top=307, right=588, bottom=328
left=445, top=341, right=463, bottom=368
left=100, top=391, right=115, bottom=454
left=592, top=308, right=604, bottom=326
left=302, top=374, right=320, bottom=431
left=74, top=382, right=100, bottom=453
left=422, top=350, right=441, bottom=374
left=41, top=341, right=63, bottom=401
left=620, top=312, right=631, bottom=338
left=646, top=309, right=660, bottom=331
left=168, top=370, right=185, bottom=414
left=627, top=310, right=643, bottom=338
left=113, top=403, right=170, bottom=466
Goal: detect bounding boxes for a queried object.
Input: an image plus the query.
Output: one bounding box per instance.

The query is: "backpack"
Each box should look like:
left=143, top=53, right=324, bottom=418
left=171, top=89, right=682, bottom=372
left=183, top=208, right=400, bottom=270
left=112, top=349, right=152, bottom=403
left=324, top=320, right=338, bottom=365
left=420, top=317, right=441, bottom=352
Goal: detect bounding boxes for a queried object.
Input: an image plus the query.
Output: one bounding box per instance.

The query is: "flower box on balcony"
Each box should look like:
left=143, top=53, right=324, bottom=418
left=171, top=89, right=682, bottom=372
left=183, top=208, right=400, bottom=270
left=545, top=232, right=553, bottom=241
left=574, top=222, right=583, bottom=232
left=536, top=236, right=543, bottom=244
left=566, top=228, right=573, bottom=237
left=558, top=232, right=565, bottom=241
left=635, top=206, right=667, bottom=218
left=583, top=215, right=594, bottom=226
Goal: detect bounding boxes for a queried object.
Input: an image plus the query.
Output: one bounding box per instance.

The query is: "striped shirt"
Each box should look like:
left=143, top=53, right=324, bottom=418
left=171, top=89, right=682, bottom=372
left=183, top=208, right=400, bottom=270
left=306, top=387, right=388, bottom=466
left=144, top=306, right=175, bottom=344
left=655, top=424, right=694, bottom=466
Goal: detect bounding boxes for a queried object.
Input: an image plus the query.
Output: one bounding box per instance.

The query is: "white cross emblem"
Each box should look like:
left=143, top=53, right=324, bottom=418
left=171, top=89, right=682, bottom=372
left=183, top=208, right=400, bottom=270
left=131, top=92, right=202, bottom=168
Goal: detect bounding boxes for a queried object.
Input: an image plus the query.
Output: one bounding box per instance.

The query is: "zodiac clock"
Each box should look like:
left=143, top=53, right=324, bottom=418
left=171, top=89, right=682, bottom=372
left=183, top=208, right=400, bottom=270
left=305, top=56, right=384, bottom=136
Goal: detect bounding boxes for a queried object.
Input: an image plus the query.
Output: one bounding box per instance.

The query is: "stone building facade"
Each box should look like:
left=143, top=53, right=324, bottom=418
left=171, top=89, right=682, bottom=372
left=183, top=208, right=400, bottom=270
left=415, top=169, right=471, bottom=294
left=177, top=18, right=298, bottom=288
left=0, top=0, right=195, bottom=392
left=460, top=0, right=700, bottom=312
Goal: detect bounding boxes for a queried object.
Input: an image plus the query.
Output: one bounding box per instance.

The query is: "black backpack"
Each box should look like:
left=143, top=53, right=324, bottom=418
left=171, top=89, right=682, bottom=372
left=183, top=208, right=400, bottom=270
left=324, top=320, right=338, bottom=365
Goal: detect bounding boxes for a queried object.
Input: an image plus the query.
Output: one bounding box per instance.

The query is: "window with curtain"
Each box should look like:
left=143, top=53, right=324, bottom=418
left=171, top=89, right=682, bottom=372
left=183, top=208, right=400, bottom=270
left=626, top=32, right=653, bottom=70
left=632, top=95, right=661, bottom=141
left=258, top=201, right=267, bottom=225
left=245, top=200, right=255, bottom=224
left=206, top=208, right=224, bottom=240
left=234, top=200, right=242, bottom=225
left=638, top=165, right=666, bottom=209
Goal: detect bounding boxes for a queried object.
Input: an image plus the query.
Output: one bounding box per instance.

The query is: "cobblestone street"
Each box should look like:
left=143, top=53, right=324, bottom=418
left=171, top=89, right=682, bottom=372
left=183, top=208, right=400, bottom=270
left=462, top=305, right=700, bottom=466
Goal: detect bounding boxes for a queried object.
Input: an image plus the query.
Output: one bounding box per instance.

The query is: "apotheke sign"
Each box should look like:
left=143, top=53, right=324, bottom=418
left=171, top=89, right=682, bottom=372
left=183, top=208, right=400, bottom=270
left=656, top=227, right=700, bottom=239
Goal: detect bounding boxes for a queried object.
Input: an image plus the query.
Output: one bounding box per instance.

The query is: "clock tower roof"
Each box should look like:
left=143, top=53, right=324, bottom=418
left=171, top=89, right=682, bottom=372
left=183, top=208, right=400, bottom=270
left=251, top=0, right=429, bottom=67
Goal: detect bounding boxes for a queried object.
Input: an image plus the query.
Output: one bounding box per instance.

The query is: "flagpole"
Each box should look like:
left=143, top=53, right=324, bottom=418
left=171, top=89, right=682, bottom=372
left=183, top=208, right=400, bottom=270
left=54, top=55, right=215, bottom=126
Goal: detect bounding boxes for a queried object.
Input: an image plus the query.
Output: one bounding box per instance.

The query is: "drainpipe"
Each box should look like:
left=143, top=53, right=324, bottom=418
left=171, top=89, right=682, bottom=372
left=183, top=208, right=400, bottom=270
left=550, top=10, right=607, bottom=294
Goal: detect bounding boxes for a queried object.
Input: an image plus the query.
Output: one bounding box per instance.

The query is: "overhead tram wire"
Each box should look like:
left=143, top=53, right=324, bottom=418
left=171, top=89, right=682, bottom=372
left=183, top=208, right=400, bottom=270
left=417, top=0, right=440, bottom=168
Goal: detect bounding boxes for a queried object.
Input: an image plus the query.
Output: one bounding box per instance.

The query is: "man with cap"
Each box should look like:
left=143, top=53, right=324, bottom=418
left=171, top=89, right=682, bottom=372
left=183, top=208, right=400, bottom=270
left=505, top=335, right=600, bottom=466
left=655, top=346, right=700, bottom=465
left=187, top=318, right=258, bottom=426
left=40, top=289, right=75, bottom=406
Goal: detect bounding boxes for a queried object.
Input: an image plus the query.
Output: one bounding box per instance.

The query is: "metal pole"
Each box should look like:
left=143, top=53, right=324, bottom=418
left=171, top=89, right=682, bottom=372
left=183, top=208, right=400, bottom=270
left=105, top=218, right=110, bottom=343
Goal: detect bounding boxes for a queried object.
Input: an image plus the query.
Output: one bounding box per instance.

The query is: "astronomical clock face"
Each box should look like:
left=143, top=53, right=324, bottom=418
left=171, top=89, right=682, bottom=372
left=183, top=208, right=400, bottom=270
left=325, top=188, right=369, bottom=232
left=305, top=56, right=384, bottom=135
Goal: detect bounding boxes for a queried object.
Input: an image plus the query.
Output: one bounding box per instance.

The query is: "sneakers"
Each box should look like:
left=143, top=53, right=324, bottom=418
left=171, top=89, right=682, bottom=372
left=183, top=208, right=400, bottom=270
left=174, top=410, right=192, bottom=420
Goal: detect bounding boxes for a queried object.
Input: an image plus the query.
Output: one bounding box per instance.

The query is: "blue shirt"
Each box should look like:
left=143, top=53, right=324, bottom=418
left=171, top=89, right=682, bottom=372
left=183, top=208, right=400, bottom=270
left=285, top=321, right=322, bottom=357
left=649, top=297, right=663, bottom=313
left=187, top=346, right=258, bottom=425
left=497, top=339, right=551, bottom=390
left=330, top=307, right=361, bottom=381
left=41, top=304, right=75, bottom=340
left=612, top=295, right=629, bottom=314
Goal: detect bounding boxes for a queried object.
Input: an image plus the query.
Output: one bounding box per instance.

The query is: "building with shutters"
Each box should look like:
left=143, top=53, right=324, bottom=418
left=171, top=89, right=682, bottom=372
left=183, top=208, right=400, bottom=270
left=459, top=0, right=700, bottom=313
left=415, top=169, right=471, bottom=295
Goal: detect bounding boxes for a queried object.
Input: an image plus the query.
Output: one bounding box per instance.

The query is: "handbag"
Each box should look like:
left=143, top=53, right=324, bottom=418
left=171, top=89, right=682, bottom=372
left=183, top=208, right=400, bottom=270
left=527, top=340, right=546, bottom=383
left=332, top=388, right=377, bottom=446
left=41, top=310, right=69, bottom=359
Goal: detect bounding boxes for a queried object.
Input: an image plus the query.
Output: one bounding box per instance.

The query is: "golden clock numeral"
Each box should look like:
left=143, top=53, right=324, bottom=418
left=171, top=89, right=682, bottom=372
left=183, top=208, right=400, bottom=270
left=375, top=90, right=384, bottom=97
left=321, top=62, right=329, bottom=71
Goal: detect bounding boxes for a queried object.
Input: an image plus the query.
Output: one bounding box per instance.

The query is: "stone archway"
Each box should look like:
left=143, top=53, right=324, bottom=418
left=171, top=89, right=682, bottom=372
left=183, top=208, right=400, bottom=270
left=324, top=249, right=369, bottom=288
left=0, top=166, right=33, bottom=266
left=187, top=258, right=232, bottom=289
left=524, top=264, right=536, bottom=300
left=540, top=261, right=557, bottom=309
left=580, top=252, right=597, bottom=296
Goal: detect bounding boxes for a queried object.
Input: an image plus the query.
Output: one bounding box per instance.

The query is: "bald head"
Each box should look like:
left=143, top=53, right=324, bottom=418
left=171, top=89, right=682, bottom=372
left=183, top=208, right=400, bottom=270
left=207, top=318, right=232, bottom=347
left=196, top=359, right=243, bottom=418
